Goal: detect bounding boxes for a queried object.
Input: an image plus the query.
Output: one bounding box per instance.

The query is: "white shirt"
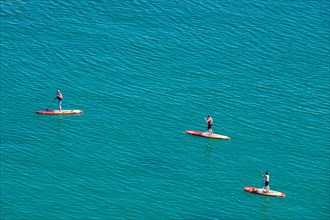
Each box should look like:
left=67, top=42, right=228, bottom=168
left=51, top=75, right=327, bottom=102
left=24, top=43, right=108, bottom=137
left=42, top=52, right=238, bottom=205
left=265, top=174, right=269, bottom=182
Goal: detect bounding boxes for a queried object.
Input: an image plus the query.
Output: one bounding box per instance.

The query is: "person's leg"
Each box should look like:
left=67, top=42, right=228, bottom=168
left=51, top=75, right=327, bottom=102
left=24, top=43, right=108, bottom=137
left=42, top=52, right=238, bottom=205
left=209, top=125, right=213, bottom=135
left=58, top=100, right=62, bottom=111
left=265, top=182, right=269, bottom=192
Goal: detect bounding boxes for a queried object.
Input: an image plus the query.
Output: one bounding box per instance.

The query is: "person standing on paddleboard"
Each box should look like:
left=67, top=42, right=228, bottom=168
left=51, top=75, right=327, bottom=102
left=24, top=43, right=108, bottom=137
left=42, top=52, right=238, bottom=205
left=262, top=171, right=270, bottom=192
left=57, top=90, right=63, bottom=111
left=205, top=115, right=213, bottom=135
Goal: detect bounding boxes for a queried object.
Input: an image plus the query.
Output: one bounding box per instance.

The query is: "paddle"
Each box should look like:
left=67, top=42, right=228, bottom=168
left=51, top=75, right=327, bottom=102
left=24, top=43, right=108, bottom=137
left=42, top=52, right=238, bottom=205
left=204, top=117, right=209, bottom=133
left=45, top=97, right=56, bottom=111
left=261, top=172, right=264, bottom=189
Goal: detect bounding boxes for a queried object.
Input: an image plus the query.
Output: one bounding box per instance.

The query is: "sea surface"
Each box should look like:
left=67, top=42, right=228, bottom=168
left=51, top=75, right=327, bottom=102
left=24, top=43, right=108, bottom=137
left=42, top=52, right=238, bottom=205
left=1, top=0, right=329, bottom=219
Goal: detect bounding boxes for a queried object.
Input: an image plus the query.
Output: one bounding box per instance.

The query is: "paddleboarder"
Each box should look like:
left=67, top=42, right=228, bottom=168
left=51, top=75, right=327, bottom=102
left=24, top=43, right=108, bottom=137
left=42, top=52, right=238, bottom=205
left=205, top=115, right=213, bottom=135
left=262, top=171, right=270, bottom=192
left=57, top=90, right=63, bottom=111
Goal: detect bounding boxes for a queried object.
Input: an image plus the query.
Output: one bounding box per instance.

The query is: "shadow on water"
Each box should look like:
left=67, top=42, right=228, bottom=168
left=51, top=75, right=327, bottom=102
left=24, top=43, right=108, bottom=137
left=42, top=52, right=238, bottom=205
left=54, top=116, right=64, bottom=132
left=204, top=138, right=229, bottom=161
left=205, top=139, right=214, bottom=160
left=48, top=113, right=83, bottom=132
left=260, top=197, right=271, bottom=218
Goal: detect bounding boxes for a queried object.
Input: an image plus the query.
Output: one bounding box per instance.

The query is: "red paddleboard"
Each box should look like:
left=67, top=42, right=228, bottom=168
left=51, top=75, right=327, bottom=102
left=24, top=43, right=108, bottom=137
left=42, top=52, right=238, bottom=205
left=244, top=186, right=285, bottom=198
left=185, top=130, right=230, bottom=140
left=36, top=110, right=83, bottom=115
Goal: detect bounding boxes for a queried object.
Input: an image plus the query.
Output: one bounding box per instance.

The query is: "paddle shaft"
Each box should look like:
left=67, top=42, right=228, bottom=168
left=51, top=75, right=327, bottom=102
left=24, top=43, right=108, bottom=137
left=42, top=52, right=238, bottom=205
left=45, top=97, right=56, bottom=110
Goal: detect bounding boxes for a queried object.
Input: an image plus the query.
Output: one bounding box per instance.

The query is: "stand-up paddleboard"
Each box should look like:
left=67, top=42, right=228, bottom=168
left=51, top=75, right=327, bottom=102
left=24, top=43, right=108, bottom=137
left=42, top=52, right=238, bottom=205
left=185, top=130, right=230, bottom=140
left=244, top=186, right=285, bottom=198
left=36, top=110, right=83, bottom=115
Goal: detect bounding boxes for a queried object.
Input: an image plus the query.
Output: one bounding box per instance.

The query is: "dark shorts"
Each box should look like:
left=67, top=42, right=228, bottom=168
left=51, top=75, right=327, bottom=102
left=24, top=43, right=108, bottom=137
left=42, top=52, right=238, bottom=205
left=265, top=181, right=269, bottom=186
left=208, top=124, right=212, bottom=130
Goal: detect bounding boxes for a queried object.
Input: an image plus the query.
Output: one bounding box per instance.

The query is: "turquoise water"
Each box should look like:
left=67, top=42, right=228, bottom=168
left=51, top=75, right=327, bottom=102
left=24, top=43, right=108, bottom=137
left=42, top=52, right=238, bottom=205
left=1, top=0, right=329, bottom=219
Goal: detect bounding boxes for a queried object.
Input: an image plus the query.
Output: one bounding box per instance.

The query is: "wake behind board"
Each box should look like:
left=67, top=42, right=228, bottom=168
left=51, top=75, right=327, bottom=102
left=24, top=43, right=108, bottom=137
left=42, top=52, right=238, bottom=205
left=185, top=130, right=230, bottom=140
left=36, top=110, right=83, bottom=115
left=244, top=186, right=285, bottom=198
